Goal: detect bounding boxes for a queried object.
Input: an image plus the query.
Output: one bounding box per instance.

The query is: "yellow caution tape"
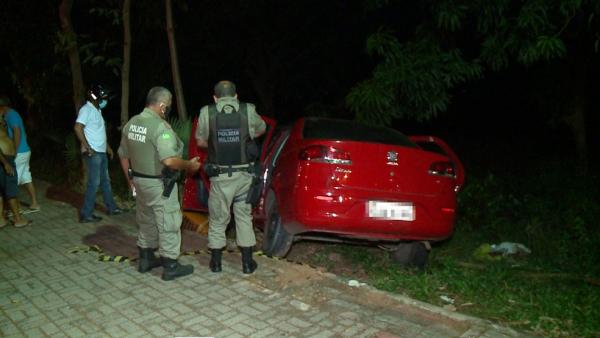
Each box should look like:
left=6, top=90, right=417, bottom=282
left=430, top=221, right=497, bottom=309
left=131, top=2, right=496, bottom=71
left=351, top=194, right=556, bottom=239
left=69, top=245, right=318, bottom=269
left=68, top=245, right=133, bottom=263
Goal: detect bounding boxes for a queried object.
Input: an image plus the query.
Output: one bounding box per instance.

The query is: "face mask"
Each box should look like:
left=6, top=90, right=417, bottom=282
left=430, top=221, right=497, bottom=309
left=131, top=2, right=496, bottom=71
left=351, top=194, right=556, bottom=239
left=99, top=99, right=108, bottom=109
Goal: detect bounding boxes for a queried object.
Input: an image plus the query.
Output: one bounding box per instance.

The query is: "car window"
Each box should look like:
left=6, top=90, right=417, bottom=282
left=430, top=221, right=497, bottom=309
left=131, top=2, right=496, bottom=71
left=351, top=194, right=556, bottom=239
left=270, top=129, right=291, bottom=167
left=262, top=125, right=281, bottom=159
left=302, top=118, right=417, bottom=148
left=415, top=141, right=447, bottom=156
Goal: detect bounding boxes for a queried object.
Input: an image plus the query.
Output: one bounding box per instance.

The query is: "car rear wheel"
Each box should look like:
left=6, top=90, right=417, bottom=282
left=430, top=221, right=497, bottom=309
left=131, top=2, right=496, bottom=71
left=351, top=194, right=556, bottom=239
left=391, top=242, right=429, bottom=269
left=262, top=191, right=293, bottom=257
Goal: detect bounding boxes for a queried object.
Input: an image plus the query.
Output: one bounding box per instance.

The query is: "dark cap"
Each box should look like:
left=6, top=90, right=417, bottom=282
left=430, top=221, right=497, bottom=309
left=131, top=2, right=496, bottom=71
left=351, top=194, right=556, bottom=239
left=213, top=81, right=236, bottom=98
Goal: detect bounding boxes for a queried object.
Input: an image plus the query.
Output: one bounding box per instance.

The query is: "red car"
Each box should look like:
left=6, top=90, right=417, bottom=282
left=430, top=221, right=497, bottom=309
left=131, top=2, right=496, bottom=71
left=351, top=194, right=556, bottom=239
left=183, top=117, right=464, bottom=267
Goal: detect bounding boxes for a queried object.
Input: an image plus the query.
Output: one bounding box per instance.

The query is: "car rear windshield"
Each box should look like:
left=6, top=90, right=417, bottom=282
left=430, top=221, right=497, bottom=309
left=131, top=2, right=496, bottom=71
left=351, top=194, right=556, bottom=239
left=302, top=118, right=417, bottom=147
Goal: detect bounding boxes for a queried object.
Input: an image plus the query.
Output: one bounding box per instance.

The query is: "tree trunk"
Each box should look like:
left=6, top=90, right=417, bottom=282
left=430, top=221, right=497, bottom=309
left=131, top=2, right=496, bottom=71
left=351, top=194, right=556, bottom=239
left=120, top=0, right=132, bottom=128
left=59, top=0, right=86, bottom=189
left=58, top=0, right=85, bottom=114
left=165, top=0, right=187, bottom=121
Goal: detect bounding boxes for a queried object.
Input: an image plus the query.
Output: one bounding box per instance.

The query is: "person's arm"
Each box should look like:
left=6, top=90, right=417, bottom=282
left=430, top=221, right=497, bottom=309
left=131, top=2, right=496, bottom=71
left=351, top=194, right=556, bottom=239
left=162, top=156, right=201, bottom=174
left=107, top=144, right=114, bottom=160
left=255, top=125, right=266, bottom=138
left=118, top=156, right=134, bottom=191
left=249, top=104, right=266, bottom=138
left=156, top=122, right=202, bottom=174
left=0, top=150, right=15, bottom=176
left=117, top=130, right=133, bottom=191
left=195, top=107, right=209, bottom=149
left=74, top=123, right=94, bottom=155
left=11, top=127, right=21, bottom=150
left=196, top=139, right=208, bottom=149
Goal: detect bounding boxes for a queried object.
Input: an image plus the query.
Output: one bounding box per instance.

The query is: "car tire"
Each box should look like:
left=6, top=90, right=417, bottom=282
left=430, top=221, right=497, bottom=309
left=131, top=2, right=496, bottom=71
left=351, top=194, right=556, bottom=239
left=262, top=191, right=293, bottom=257
left=391, top=242, right=429, bottom=269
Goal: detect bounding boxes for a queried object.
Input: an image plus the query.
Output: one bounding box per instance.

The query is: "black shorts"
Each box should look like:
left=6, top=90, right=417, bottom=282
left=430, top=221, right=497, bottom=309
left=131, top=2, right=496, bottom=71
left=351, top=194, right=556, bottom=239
left=0, top=157, right=18, bottom=199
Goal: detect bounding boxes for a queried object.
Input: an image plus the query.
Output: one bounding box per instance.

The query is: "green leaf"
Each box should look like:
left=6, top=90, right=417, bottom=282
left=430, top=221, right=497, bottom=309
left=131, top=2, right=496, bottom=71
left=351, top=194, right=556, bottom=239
left=536, top=35, right=566, bottom=60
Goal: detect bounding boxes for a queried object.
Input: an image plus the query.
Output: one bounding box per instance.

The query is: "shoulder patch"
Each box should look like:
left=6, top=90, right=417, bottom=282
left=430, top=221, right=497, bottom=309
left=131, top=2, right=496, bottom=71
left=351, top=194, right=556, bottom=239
left=161, top=133, right=172, bottom=140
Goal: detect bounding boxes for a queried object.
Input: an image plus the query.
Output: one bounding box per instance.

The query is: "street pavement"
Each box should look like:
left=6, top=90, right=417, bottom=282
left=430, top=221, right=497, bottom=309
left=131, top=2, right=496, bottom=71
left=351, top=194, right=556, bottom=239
left=0, top=181, right=532, bottom=338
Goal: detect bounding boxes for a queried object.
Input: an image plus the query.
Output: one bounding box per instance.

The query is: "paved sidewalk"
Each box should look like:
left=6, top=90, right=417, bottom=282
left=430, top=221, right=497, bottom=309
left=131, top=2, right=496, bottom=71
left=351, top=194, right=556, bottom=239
left=0, top=182, right=531, bottom=338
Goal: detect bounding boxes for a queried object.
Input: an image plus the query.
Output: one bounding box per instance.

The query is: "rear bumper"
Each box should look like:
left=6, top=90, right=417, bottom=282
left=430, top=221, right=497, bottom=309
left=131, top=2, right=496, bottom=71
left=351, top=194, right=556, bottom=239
left=286, top=188, right=456, bottom=241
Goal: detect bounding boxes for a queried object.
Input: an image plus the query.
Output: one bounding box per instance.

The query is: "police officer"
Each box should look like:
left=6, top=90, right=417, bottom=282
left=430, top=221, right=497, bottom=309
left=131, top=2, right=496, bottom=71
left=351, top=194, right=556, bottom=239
left=195, top=80, right=266, bottom=274
left=118, top=86, right=200, bottom=281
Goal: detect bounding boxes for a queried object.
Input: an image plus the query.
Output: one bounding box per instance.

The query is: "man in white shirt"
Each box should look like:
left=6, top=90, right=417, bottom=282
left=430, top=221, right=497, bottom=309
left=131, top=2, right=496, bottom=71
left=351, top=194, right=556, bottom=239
left=74, top=84, right=124, bottom=223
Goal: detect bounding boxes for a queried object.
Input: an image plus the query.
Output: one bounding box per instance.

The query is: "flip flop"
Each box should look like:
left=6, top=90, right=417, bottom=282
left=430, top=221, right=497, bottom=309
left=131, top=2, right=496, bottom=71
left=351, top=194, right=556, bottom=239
left=22, top=207, right=41, bottom=215
left=6, top=210, right=24, bottom=217
left=13, top=220, right=33, bottom=228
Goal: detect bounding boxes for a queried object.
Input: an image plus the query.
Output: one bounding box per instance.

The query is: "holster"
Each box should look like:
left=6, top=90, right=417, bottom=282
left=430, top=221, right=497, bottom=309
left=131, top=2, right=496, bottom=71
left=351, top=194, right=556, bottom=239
left=161, top=167, right=180, bottom=197
left=245, top=162, right=263, bottom=206
left=203, top=163, right=221, bottom=178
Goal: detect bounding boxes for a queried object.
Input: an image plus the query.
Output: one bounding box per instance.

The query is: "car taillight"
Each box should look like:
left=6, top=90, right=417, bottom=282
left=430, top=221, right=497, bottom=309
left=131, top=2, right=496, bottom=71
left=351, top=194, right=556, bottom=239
left=299, top=145, right=352, bottom=165
left=429, top=161, right=455, bottom=177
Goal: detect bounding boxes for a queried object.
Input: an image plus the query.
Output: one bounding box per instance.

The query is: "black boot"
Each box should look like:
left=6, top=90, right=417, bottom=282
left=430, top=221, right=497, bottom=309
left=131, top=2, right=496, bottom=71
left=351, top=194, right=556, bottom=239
left=138, top=247, right=161, bottom=273
left=209, top=248, right=223, bottom=273
left=240, top=247, right=257, bottom=274
left=161, top=257, right=194, bottom=281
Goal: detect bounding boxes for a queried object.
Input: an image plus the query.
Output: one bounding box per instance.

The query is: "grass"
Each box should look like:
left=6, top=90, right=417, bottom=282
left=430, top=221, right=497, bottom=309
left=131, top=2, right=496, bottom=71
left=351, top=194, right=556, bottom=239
left=317, top=160, right=600, bottom=338
left=327, top=236, right=600, bottom=337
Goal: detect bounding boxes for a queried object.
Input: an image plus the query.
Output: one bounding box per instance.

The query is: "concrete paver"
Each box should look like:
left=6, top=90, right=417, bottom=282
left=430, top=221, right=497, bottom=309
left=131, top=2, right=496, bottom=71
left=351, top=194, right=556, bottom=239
left=0, top=182, right=532, bottom=337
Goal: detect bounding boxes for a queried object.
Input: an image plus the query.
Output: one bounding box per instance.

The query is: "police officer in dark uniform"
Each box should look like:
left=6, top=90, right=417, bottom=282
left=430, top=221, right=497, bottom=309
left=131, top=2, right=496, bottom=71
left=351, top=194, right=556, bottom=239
left=118, top=86, right=201, bottom=281
left=195, top=80, right=266, bottom=274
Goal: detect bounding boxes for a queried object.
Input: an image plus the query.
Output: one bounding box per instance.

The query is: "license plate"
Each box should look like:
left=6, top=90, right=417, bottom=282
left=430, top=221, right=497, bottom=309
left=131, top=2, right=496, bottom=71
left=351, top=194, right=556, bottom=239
left=368, top=201, right=415, bottom=221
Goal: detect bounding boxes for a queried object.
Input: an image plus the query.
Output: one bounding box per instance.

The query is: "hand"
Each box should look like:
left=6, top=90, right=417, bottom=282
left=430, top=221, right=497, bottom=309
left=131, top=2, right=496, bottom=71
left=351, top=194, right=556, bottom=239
left=128, top=180, right=137, bottom=198
left=107, top=147, right=114, bottom=160
left=3, top=163, right=15, bottom=176
left=85, top=147, right=95, bottom=157
left=188, top=157, right=201, bottom=173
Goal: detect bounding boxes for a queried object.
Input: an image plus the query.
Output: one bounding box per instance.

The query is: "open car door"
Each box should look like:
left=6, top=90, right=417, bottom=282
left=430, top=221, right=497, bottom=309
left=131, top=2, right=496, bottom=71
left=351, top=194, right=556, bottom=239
left=408, top=135, right=465, bottom=191
left=182, top=115, right=277, bottom=212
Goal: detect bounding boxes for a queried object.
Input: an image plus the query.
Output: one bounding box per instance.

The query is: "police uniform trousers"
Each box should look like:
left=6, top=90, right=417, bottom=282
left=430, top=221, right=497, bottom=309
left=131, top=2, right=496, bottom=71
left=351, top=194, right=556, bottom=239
left=134, top=177, right=182, bottom=259
left=208, top=171, right=256, bottom=249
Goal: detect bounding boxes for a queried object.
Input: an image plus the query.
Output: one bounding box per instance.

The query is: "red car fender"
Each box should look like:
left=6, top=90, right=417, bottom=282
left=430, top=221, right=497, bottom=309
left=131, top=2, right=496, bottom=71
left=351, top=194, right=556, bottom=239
left=409, top=135, right=465, bottom=191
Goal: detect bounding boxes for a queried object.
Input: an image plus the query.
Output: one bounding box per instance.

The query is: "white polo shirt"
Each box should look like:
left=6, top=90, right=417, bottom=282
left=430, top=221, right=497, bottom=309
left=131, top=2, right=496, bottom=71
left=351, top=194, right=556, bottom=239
left=76, top=101, right=107, bottom=153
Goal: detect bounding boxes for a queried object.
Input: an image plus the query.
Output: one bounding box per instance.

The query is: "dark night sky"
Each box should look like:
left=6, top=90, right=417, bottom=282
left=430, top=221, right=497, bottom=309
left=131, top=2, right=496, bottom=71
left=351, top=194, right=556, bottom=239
left=0, top=0, right=598, bottom=172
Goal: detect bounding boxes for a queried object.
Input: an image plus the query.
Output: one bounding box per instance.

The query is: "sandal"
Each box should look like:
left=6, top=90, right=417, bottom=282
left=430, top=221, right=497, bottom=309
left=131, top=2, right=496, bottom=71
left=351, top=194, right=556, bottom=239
left=13, top=220, right=33, bottom=228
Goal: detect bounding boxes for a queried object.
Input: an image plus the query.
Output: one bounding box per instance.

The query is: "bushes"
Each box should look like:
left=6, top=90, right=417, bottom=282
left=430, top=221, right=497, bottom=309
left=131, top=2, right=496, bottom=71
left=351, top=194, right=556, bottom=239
left=458, top=162, right=600, bottom=276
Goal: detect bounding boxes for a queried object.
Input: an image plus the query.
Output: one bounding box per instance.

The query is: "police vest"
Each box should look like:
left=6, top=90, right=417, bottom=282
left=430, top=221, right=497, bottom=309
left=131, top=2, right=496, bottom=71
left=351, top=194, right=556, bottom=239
left=207, top=103, right=250, bottom=166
